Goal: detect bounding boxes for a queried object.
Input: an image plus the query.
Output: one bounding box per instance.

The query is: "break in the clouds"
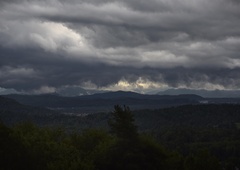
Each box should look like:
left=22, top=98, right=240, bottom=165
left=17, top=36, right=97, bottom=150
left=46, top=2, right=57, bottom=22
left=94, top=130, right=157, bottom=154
left=0, top=0, right=240, bottom=93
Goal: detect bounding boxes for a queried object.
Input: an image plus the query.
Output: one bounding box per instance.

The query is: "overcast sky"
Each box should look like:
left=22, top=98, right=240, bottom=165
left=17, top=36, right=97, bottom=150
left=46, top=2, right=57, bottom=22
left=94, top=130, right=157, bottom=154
left=0, top=0, right=240, bottom=94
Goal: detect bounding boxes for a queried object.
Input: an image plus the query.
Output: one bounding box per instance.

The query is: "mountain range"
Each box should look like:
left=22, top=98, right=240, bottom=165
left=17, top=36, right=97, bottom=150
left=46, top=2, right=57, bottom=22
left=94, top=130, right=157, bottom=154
left=2, top=90, right=240, bottom=115
left=3, top=91, right=203, bottom=113
left=2, top=86, right=240, bottom=98
left=56, top=88, right=240, bottom=98
left=157, top=88, right=240, bottom=98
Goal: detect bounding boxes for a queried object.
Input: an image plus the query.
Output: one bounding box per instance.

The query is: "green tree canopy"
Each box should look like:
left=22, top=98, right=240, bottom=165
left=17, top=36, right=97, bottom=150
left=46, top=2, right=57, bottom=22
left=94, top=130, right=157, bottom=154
left=108, top=105, right=138, bottom=141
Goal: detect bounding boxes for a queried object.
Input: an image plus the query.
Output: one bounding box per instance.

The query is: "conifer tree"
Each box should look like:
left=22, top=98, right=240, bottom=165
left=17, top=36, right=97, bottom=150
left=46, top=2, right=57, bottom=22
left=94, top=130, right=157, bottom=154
left=108, top=105, right=138, bottom=141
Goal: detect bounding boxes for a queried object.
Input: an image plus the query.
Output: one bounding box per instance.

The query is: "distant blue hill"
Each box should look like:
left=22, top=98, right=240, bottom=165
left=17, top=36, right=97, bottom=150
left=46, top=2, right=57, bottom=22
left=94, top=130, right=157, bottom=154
left=81, top=90, right=203, bottom=100
left=157, top=88, right=240, bottom=98
left=3, top=91, right=203, bottom=111
left=56, top=86, right=107, bottom=96
left=4, top=90, right=240, bottom=113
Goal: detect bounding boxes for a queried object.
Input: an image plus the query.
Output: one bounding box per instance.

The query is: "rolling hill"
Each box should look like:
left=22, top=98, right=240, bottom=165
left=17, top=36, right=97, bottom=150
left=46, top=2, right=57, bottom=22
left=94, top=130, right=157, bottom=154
left=4, top=91, right=203, bottom=112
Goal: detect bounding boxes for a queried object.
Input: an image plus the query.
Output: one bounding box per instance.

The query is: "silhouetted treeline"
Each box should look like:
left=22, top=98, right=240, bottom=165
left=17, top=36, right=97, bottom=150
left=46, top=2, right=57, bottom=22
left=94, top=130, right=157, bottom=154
left=1, top=105, right=239, bottom=169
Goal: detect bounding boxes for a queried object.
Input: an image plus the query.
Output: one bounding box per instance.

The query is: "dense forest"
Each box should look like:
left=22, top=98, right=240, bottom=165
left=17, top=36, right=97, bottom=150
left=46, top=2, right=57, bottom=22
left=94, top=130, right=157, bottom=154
left=1, top=95, right=240, bottom=169
left=1, top=104, right=240, bottom=169
left=1, top=105, right=177, bottom=170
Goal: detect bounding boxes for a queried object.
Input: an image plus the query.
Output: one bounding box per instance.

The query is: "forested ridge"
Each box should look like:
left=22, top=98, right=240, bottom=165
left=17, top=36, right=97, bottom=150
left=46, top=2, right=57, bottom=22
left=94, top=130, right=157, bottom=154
left=1, top=96, right=240, bottom=169
left=1, top=106, right=182, bottom=170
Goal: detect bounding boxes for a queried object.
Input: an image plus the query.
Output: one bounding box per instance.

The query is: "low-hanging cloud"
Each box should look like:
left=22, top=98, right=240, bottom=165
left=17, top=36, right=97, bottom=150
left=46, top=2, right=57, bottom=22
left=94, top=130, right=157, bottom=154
left=0, top=0, right=240, bottom=93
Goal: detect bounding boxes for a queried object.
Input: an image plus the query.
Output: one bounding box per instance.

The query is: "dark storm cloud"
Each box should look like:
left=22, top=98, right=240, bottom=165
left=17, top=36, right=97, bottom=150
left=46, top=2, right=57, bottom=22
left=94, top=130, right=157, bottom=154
left=1, top=0, right=240, bottom=92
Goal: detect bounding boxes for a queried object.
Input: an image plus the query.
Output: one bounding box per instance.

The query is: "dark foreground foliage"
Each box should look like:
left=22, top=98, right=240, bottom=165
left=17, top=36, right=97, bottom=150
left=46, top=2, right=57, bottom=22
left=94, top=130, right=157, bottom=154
left=0, top=105, right=239, bottom=170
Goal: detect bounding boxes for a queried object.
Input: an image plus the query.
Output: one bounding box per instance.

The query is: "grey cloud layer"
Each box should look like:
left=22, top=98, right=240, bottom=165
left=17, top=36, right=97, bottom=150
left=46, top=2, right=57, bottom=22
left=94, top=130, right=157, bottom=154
left=0, top=0, right=240, bottom=92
